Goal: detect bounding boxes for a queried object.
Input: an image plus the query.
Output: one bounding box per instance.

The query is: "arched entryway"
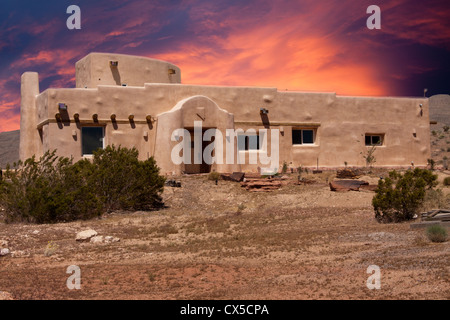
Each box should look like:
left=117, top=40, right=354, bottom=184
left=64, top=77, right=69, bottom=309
left=154, top=95, right=240, bottom=175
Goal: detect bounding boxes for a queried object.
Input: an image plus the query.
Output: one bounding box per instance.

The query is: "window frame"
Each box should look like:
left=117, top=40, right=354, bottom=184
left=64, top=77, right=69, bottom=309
left=237, top=133, right=262, bottom=151
left=365, top=134, right=384, bottom=147
left=81, top=126, right=105, bottom=156
left=292, top=128, right=316, bottom=145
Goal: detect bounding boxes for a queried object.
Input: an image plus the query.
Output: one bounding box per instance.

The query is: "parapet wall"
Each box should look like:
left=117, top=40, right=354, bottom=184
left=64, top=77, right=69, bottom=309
left=75, top=52, right=181, bottom=88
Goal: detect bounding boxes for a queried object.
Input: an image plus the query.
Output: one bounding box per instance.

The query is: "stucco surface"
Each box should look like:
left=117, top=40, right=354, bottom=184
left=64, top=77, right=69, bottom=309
left=75, top=52, right=181, bottom=88
left=20, top=53, right=431, bottom=173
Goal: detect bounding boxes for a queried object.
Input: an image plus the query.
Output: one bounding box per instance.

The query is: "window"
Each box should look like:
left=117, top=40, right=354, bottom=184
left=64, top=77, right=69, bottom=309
left=82, top=127, right=104, bottom=155
left=238, top=134, right=260, bottom=151
left=365, top=134, right=383, bottom=146
left=292, top=129, right=315, bottom=145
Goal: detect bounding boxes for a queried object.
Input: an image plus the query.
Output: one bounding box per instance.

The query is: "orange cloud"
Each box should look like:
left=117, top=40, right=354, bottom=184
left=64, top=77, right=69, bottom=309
left=1, top=0, right=448, bottom=133
left=0, top=114, right=20, bottom=133
left=154, top=14, right=386, bottom=96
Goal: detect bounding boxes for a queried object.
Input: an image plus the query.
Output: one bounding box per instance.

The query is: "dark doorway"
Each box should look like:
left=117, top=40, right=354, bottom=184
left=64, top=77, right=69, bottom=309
left=184, top=128, right=214, bottom=174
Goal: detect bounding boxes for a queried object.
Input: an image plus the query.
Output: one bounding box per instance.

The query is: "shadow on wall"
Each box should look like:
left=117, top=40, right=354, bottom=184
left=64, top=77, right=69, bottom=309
left=260, top=113, right=270, bottom=128
left=111, top=66, right=121, bottom=85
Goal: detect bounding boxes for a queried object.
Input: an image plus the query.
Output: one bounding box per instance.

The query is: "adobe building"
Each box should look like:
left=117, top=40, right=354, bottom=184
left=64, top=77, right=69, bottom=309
left=20, top=52, right=431, bottom=175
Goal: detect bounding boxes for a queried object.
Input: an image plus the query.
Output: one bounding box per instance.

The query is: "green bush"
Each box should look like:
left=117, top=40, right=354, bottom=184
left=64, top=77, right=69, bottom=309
left=281, top=161, right=288, bottom=174
left=0, top=151, right=102, bottom=223
left=208, top=171, right=221, bottom=181
left=0, top=146, right=165, bottom=223
left=443, top=177, right=450, bottom=186
left=426, top=225, right=448, bottom=243
left=361, top=146, right=377, bottom=168
left=87, top=145, right=165, bottom=212
left=372, top=168, right=438, bottom=223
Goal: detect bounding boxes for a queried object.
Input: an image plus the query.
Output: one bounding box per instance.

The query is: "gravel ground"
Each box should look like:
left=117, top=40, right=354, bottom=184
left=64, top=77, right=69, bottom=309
left=0, top=172, right=449, bottom=300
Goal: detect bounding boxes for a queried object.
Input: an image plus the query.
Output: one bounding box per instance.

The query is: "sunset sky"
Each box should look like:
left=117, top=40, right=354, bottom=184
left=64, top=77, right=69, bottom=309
left=1, top=0, right=449, bottom=132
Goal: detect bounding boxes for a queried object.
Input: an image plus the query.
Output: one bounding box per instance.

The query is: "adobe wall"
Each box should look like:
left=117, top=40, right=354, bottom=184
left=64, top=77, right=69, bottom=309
left=21, top=52, right=430, bottom=173
left=34, top=82, right=430, bottom=171
left=75, top=52, right=181, bottom=88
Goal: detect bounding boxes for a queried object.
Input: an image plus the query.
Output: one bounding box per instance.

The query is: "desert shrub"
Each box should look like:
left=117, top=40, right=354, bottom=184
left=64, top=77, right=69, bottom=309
left=444, top=126, right=450, bottom=133
left=208, top=171, right=221, bottom=181
left=443, top=177, right=450, bottom=186
left=44, top=241, right=59, bottom=257
left=427, top=159, right=436, bottom=170
left=237, top=203, right=246, bottom=212
left=372, top=168, right=438, bottom=223
left=426, top=225, right=448, bottom=243
left=0, top=146, right=165, bottom=223
left=419, top=188, right=449, bottom=212
left=281, top=161, right=288, bottom=174
left=88, top=145, right=165, bottom=212
left=0, top=151, right=102, bottom=223
left=361, top=146, right=377, bottom=168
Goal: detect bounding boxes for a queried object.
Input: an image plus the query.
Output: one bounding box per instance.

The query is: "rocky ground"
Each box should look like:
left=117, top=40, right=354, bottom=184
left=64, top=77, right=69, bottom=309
left=0, top=171, right=449, bottom=300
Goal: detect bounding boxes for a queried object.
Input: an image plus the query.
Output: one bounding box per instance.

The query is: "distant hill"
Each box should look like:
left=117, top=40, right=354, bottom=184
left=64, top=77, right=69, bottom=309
left=0, top=130, right=20, bottom=169
left=429, top=94, right=450, bottom=127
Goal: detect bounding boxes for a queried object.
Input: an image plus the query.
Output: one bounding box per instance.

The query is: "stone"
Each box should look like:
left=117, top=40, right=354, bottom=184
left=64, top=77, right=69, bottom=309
left=221, top=172, right=244, bottom=182
left=0, top=248, right=10, bottom=256
left=336, top=168, right=361, bottom=179
left=104, top=236, right=120, bottom=243
left=76, top=229, right=98, bottom=242
left=90, top=236, right=104, bottom=244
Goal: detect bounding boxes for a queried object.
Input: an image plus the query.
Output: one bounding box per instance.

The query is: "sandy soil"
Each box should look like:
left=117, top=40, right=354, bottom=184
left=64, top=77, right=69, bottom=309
left=0, top=171, right=449, bottom=300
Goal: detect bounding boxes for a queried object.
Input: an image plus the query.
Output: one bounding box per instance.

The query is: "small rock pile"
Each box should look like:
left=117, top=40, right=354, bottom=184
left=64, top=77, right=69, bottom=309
left=75, top=229, right=120, bottom=244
